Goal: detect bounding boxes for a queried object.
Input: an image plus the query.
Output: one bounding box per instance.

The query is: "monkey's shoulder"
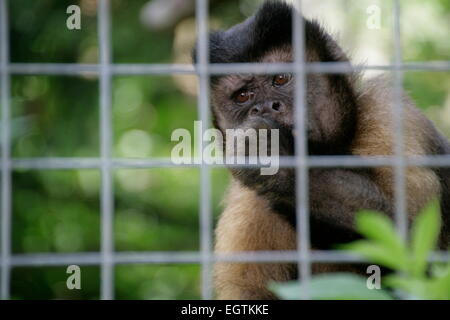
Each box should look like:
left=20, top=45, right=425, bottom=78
left=351, top=75, right=450, bottom=217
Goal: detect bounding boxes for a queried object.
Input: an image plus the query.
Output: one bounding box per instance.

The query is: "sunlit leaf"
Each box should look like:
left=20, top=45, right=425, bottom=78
left=410, top=199, right=441, bottom=277
left=341, top=240, right=409, bottom=272
left=427, top=263, right=450, bottom=299
left=269, top=274, right=393, bottom=300
left=355, top=210, right=407, bottom=256
left=383, top=275, right=425, bottom=299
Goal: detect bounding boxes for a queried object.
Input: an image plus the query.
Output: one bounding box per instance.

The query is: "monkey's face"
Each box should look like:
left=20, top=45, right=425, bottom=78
left=211, top=48, right=296, bottom=157
left=210, top=49, right=298, bottom=202
left=212, top=72, right=294, bottom=132
left=196, top=1, right=359, bottom=208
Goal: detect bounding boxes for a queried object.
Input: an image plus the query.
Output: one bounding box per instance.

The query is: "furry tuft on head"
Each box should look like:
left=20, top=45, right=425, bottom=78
left=193, top=0, right=347, bottom=65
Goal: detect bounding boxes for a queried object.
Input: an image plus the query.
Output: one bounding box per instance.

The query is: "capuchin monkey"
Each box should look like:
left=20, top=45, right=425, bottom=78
left=193, top=1, right=450, bottom=299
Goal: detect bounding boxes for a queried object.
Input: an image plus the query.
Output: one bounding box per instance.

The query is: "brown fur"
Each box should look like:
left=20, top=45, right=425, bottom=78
left=216, top=180, right=366, bottom=299
left=208, top=2, right=448, bottom=300
left=215, top=180, right=296, bottom=299
left=352, top=76, right=441, bottom=217
left=214, top=76, right=443, bottom=300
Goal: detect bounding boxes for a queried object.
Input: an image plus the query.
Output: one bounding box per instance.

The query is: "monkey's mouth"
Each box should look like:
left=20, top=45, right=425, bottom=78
left=243, top=118, right=295, bottom=156
left=278, top=124, right=295, bottom=156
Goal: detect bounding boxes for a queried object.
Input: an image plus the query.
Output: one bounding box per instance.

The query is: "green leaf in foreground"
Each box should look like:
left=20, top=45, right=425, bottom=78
left=341, top=240, right=408, bottom=272
left=428, top=264, right=450, bottom=299
left=384, top=263, right=450, bottom=300
left=340, top=211, right=409, bottom=271
left=410, top=198, right=441, bottom=277
left=269, top=273, right=393, bottom=300
left=355, top=210, right=406, bottom=254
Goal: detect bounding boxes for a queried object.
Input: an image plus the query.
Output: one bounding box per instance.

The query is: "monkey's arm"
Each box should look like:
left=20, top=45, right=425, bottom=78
left=309, top=169, right=393, bottom=234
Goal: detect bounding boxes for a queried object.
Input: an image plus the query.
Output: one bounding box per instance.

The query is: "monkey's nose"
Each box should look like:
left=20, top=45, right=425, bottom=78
left=249, top=101, right=283, bottom=116
left=272, top=101, right=281, bottom=111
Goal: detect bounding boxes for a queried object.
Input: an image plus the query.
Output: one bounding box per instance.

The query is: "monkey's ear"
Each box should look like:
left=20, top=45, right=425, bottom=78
left=192, top=19, right=257, bottom=66
left=191, top=31, right=237, bottom=64
left=303, top=21, right=357, bottom=153
left=192, top=1, right=294, bottom=65
left=304, top=20, right=350, bottom=63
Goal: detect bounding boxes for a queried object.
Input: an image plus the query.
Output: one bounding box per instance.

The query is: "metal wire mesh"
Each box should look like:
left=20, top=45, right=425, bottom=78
left=0, top=0, right=449, bottom=300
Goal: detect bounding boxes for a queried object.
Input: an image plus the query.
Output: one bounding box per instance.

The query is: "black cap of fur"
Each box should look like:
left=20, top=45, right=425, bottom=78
left=192, top=0, right=347, bottom=65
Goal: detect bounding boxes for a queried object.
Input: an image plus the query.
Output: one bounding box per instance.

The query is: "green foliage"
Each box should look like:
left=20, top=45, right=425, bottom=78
left=346, top=210, right=409, bottom=272
left=115, top=265, right=200, bottom=300
left=270, top=199, right=450, bottom=300
left=270, top=273, right=393, bottom=300
left=410, top=200, right=441, bottom=277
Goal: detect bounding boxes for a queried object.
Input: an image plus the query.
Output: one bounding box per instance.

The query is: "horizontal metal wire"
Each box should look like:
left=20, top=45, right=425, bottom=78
left=6, top=155, right=450, bottom=170
left=3, top=250, right=449, bottom=267
left=3, top=61, right=450, bottom=76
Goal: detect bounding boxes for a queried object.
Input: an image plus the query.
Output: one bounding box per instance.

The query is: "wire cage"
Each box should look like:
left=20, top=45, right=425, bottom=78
left=1, top=0, right=450, bottom=300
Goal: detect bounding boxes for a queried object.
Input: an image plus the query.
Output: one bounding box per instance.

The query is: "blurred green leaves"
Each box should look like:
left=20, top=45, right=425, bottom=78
left=115, top=265, right=200, bottom=300
left=12, top=170, right=101, bottom=254
left=344, top=210, right=409, bottom=272
left=271, top=199, right=450, bottom=300
left=270, top=273, right=393, bottom=300
left=410, top=200, right=441, bottom=277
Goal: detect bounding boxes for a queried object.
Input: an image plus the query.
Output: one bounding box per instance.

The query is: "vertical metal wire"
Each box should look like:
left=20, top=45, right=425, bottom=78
left=293, top=0, right=311, bottom=299
left=0, top=0, right=11, bottom=300
left=98, top=0, right=114, bottom=300
left=195, top=0, right=213, bottom=299
left=392, top=0, right=408, bottom=240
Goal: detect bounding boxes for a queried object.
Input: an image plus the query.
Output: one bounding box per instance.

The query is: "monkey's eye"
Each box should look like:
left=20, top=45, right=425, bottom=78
left=272, top=74, right=291, bottom=87
left=234, top=90, right=254, bottom=104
